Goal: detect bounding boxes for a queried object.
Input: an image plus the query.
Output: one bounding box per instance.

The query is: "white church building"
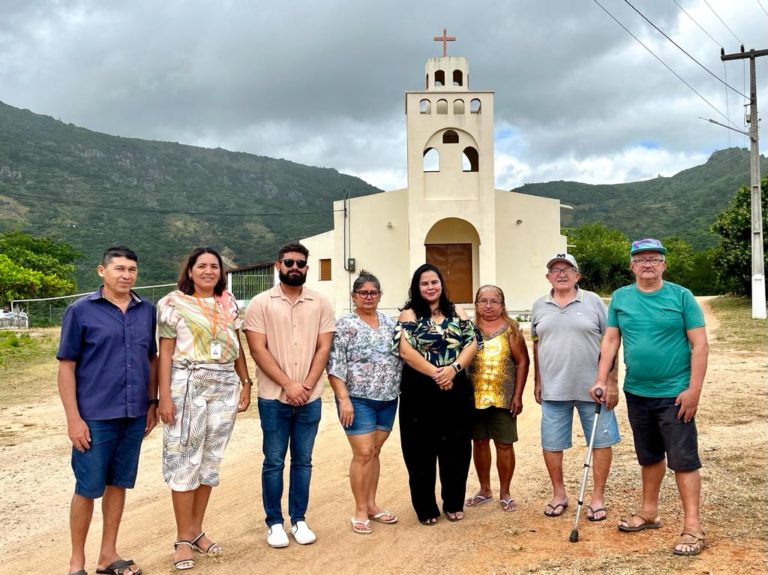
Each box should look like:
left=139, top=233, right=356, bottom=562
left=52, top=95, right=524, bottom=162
left=301, top=48, right=565, bottom=315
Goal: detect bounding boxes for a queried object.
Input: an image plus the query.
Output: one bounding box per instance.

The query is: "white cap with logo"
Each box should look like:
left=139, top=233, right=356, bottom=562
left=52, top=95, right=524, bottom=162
left=546, top=253, right=579, bottom=271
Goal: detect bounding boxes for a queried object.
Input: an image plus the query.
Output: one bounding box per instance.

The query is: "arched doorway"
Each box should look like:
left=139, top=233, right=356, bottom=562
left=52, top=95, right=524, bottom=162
left=424, top=218, right=480, bottom=303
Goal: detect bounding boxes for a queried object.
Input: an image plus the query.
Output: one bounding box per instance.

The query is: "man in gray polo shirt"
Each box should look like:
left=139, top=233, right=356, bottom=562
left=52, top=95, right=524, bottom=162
left=531, top=253, right=620, bottom=521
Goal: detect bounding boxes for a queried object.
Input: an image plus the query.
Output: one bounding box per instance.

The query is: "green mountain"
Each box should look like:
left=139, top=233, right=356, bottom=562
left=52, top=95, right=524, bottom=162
left=516, top=147, right=767, bottom=249
left=1, top=99, right=764, bottom=291
left=0, top=100, right=382, bottom=290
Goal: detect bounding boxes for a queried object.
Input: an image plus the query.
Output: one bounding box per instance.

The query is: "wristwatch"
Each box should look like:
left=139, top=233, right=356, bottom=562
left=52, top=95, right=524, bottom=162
left=451, top=362, right=463, bottom=374
left=242, top=378, right=254, bottom=386
left=148, top=399, right=160, bottom=406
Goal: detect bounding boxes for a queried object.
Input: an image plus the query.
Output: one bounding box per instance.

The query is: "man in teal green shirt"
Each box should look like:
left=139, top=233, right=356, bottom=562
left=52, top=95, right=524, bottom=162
left=592, top=238, right=708, bottom=557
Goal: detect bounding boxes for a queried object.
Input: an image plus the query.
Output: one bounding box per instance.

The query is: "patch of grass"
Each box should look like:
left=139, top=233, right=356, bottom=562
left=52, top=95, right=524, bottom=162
left=0, top=329, right=60, bottom=406
left=709, top=296, right=768, bottom=352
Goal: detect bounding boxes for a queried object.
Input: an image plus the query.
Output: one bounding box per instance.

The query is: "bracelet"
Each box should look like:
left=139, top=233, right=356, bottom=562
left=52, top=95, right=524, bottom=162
left=148, top=399, right=160, bottom=406
left=241, top=378, right=254, bottom=386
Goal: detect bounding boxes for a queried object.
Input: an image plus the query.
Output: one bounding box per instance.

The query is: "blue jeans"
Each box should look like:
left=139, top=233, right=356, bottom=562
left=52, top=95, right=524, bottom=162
left=258, top=398, right=322, bottom=526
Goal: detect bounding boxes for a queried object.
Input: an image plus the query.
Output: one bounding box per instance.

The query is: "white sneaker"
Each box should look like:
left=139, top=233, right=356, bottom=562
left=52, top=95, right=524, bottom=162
left=290, top=521, right=317, bottom=545
left=267, top=523, right=289, bottom=548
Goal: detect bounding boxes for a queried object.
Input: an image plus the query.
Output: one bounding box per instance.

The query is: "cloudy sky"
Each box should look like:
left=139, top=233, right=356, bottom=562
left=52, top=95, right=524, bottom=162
left=1, top=0, right=766, bottom=190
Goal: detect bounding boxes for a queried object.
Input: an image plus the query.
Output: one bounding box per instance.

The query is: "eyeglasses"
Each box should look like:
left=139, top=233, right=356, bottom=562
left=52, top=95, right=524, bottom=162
left=477, top=299, right=502, bottom=307
left=631, top=258, right=665, bottom=266
left=281, top=258, right=307, bottom=269
left=548, top=267, right=578, bottom=275
left=354, top=290, right=380, bottom=298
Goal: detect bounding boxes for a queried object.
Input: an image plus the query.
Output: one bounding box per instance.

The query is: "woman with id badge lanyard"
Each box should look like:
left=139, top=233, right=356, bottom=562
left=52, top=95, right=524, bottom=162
left=157, top=247, right=251, bottom=571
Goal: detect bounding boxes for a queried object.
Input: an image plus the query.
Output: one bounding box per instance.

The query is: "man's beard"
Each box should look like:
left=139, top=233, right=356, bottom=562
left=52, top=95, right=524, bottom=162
left=280, top=270, right=307, bottom=286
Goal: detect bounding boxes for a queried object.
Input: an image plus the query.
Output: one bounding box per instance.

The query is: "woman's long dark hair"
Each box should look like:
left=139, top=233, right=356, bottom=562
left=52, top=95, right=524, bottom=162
left=401, top=263, right=455, bottom=319
left=177, top=247, right=227, bottom=296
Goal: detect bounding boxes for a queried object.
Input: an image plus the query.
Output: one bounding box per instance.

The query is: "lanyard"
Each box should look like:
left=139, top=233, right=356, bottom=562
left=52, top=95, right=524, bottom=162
left=194, top=295, right=218, bottom=339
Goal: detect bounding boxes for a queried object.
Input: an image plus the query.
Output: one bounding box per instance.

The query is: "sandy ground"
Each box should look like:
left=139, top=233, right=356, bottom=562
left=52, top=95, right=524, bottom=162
left=1, top=298, right=766, bottom=575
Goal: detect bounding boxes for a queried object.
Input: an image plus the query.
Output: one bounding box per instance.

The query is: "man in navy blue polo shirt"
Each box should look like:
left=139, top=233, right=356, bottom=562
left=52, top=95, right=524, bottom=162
left=57, top=246, right=158, bottom=575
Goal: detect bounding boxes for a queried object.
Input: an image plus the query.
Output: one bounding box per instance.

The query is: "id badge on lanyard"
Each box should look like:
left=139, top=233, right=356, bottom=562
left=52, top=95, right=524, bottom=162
left=210, top=341, right=223, bottom=360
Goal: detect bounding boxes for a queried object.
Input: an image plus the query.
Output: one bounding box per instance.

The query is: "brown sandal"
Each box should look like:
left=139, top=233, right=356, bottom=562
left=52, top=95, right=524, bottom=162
left=673, top=531, right=705, bottom=556
left=617, top=512, right=661, bottom=532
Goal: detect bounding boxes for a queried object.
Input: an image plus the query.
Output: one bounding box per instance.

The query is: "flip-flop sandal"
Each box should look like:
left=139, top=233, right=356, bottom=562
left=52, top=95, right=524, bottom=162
left=465, top=493, right=493, bottom=507
left=369, top=511, right=398, bottom=524
left=586, top=505, right=607, bottom=522
left=96, top=559, right=142, bottom=575
left=618, top=513, right=662, bottom=532
left=68, top=571, right=88, bottom=575
left=350, top=517, right=373, bottom=534
left=420, top=517, right=438, bottom=526
left=544, top=502, right=568, bottom=517
left=500, top=498, right=518, bottom=512
left=445, top=511, right=464, bottom=522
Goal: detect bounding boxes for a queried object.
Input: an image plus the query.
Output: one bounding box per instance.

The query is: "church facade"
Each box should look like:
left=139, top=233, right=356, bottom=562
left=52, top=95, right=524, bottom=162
left=301, top=53, right=565, bottom=315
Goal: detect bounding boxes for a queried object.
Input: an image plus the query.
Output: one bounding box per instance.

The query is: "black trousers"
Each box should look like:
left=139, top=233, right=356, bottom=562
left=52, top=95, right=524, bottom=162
left=399, top=364, right=473, bottom=521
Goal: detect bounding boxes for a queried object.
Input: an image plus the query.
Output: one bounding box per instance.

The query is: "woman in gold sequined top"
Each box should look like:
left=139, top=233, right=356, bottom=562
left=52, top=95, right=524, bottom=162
left=465, top=285, right=529, bottom=513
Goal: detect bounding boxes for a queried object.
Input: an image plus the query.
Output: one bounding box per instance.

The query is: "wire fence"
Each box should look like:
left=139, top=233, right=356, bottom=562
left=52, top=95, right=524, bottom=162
left=10, top=284, right=176, bottom=328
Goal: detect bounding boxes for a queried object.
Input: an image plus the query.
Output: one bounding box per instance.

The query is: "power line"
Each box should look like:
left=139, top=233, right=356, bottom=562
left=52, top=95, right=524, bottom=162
left=702, top=0, right=742, bottom=45
left=592, top=0, right=740, bottom=129
left=757, top=0, right=768, bottom=20
left=1, top=191, right=325, bottom=217
left=624, top=0, right=748, bottom=100
left=671, top=0, right=722, bottom=48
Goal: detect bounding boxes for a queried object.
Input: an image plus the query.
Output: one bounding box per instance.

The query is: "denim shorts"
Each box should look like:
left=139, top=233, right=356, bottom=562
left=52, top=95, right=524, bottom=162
left=336, top=396, right=398, bottom=436
left=541, top=400, right=620, bottom=451
left=472, top=407, right=518, bottom=443
left=625, top=391, right=701, bottom=471
left=71, top=416, right=146, bottom=498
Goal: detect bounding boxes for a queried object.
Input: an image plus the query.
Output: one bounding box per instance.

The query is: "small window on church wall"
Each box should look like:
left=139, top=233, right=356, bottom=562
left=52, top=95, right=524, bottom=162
left=436, top=99, right=448, bottom=114
left=443, top=130, right=459, bottom=144
left=454, top=99, right=465, bottom=114
left=423, top=148, right=440, bottom=172
left=420, top=99, right=431, bottom=114
left=319, top=259, right=332, bottom=281
left=463, top=147, right=479, bottom=172
left=470, top=98, right=481, bottom=113
left=434, top=70, right=445, bottom=87
left=453, top=70, right=463, bottom=86
left=425, top=74, right=429, bottom=90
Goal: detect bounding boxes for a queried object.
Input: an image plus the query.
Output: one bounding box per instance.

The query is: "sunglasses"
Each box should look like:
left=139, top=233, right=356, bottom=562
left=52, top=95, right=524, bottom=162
left=281, top=258, right=307, bottom=269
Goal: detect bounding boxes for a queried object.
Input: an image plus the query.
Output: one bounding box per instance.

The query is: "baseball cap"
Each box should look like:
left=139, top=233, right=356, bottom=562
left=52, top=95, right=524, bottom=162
left=630, top=238, right=667, bottom=256
left=546, top=252, right=579, bottom=271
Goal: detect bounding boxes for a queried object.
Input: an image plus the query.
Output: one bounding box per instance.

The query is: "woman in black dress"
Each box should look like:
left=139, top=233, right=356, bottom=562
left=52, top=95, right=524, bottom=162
left=394, top=263, right=479, bottom=524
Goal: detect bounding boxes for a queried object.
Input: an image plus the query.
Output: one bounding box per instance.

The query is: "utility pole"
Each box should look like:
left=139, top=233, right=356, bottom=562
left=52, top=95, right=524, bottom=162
left=721, top=47, right=768, bottom=319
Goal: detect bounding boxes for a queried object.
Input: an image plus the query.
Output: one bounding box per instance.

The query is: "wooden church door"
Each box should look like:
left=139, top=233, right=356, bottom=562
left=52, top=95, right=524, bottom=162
left=425, top=243, right=473, bottom=303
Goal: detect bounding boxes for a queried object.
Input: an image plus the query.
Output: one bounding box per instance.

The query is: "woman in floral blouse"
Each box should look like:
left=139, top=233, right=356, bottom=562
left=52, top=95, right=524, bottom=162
left=157, top=247, right=251, bottom=570
left=393, top=263, right=479, bottom=525
left=327, top=271, right=403, bottom=535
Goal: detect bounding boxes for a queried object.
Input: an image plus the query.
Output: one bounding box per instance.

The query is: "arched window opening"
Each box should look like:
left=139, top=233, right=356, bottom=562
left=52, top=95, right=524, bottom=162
left=453, top=70, right=463, bottom=86
left=423, top=147, right=440, bottom=172
left=434, top=70, right=445, bottom=87
left=470, top=98, right=481, bottom=114
left=453, top=99, right=465, bottom=114
left=462, top=147, right=479, bottom=172
left=443, top=130, right=459, bottom=144
left=420, top=99, right=431, bottom=114
left=436, top=99, right=448, bottom=114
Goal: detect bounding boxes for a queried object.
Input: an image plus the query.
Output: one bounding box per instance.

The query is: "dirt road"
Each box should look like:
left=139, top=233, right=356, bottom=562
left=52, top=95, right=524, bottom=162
left=1, top=299, right=765, bottom=574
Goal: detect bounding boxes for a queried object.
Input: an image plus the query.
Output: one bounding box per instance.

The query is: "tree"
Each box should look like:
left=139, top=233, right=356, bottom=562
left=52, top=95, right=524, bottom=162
left=711, top=179, right=768, bottom=296
left=566, top=223, right=632, bottom=294
left=0, top=232, right=79, bottom=302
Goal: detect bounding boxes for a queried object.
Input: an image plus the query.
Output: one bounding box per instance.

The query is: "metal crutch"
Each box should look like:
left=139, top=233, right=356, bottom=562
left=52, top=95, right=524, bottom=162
left=569, top=388, right=602, bottom=543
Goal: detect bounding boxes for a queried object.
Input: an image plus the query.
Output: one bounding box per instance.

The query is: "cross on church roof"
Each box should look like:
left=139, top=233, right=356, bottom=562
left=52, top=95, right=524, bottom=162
left=433, top=28, right=456, bottom=57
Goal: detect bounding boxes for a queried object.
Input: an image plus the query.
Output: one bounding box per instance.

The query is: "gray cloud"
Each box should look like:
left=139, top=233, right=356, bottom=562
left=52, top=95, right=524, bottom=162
left=0, top=0, right=765, bottom=189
